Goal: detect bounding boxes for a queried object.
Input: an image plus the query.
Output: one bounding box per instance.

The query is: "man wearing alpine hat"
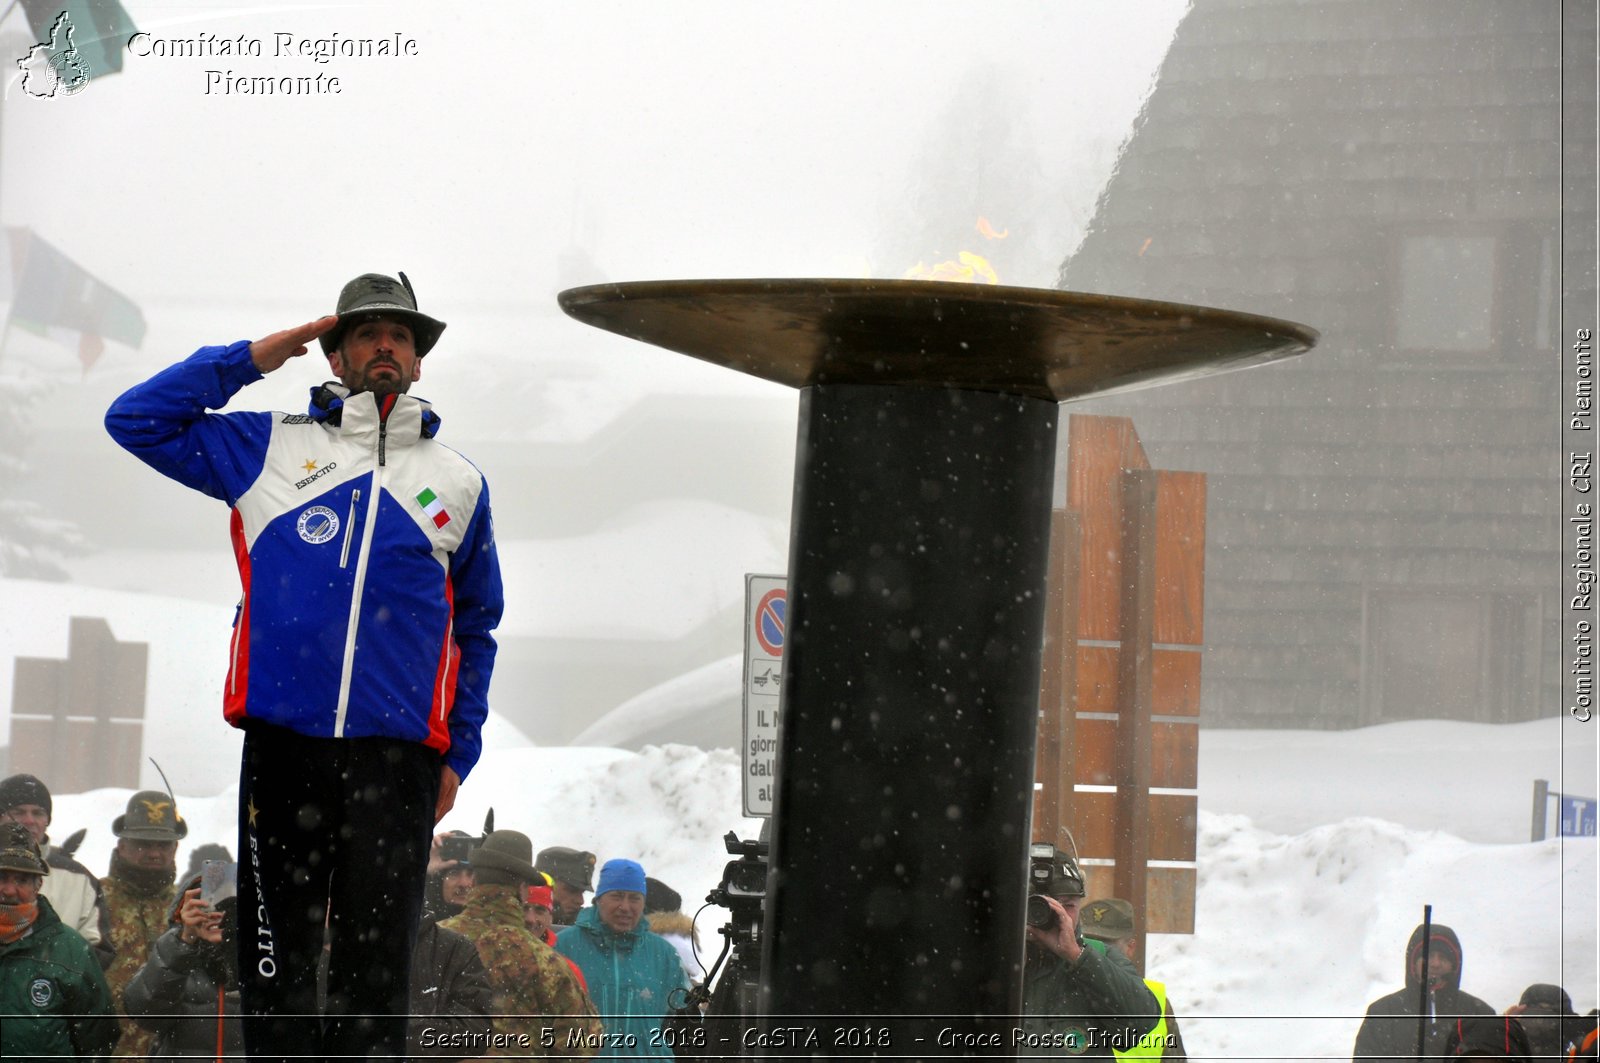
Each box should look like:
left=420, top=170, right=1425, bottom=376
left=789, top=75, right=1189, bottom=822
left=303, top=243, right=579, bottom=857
left=537, top=845, right=597, bottom=927
left=0, top=822, right=118, bottom=1060
left=1080, top=897, right=1188, bottom=1060
left=439, top=830, right=600, bottom=1054
left=102, top=789, right=187, bottom=1058
left=106, top=273, right=504, bottom=1061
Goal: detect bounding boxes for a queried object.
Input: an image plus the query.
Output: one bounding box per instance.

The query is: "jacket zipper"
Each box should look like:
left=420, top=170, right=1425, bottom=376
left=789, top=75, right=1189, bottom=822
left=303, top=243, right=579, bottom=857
left=228, top=599, right=243, bottom=696
left=339, top=489, right=362, bottom=568
left=333, top=412, right=388, bottom=738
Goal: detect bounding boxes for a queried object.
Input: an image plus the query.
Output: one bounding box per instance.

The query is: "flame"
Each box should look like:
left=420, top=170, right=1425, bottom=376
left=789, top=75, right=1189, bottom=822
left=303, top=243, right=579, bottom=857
left=903, top=250, right=1000, bottom=285
left=976, top=216, right=1009, bottom=240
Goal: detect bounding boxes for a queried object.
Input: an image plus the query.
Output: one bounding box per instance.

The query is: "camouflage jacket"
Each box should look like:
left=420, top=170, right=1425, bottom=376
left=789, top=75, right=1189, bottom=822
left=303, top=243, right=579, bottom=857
left=440, top=884, right=602, bottom=1057
left=101, top=869, right=177, bottom=1061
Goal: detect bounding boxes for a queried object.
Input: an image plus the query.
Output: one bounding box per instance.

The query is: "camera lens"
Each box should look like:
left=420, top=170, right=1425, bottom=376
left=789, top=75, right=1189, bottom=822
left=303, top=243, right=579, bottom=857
left=1025, top=894, right=1058, bottom=931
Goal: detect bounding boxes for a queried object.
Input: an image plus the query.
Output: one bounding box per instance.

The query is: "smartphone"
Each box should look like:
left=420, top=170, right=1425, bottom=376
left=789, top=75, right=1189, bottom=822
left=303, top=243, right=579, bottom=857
left=200, top=860, right=238, bottom=907
left=440, top=835, right=475, bottom=863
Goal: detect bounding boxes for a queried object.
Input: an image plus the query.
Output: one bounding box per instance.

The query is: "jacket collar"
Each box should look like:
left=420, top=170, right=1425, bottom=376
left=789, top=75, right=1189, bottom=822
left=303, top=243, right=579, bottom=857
left=460, top=882, right=527, bottom=929
left=308, top=383, right=441, bottom=446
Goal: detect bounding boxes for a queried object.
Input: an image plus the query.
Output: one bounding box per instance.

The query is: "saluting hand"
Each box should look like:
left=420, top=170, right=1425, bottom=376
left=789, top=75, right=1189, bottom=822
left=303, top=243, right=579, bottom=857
left=250, top=315, right=339, bottom=374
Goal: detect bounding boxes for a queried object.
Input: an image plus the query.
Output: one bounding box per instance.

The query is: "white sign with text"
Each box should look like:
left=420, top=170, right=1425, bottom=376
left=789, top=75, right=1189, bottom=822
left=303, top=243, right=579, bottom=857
left=742, top=573, right=787, bottom=817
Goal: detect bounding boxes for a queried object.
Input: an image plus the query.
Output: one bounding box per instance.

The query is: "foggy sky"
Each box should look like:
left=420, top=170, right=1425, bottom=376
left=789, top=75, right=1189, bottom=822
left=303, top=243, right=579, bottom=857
left=2, top=1, right=1186, bottom=309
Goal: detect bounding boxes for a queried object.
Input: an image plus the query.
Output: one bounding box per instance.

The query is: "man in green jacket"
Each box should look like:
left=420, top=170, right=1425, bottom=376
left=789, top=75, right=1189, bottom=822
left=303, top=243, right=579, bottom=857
left=1080, top=897, right=1188, bottom=1060
left=1021, top=845, right=1161, bottom=1059
left=0, top=823, right=118, bottom=1060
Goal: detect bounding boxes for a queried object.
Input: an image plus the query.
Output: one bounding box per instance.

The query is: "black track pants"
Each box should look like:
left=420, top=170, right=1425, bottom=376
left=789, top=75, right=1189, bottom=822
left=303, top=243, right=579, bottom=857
left=236, top=722, right=439, bottom=1061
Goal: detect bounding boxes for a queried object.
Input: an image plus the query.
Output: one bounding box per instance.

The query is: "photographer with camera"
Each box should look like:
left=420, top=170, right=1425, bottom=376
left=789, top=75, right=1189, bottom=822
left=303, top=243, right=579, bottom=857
left=1022, top=844, right=1161, bottom=1058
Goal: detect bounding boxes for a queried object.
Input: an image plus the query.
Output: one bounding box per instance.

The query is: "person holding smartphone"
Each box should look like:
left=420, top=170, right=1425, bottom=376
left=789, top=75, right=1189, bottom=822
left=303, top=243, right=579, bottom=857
left=423, top=832, right=477, bottom=926
left=124, top=863, right=244, bottom=1060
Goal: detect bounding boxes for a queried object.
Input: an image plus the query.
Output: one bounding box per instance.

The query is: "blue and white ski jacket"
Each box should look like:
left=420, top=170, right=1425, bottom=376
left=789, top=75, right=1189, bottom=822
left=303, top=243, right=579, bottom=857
left=104, top=339, right=503, bottom=781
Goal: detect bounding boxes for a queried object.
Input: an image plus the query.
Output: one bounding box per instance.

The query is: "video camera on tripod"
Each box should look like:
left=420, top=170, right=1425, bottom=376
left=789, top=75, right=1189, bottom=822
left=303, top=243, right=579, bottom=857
left=708, top=831, right=767, bottom=928
left=666, top=829, right=770, bottom=1056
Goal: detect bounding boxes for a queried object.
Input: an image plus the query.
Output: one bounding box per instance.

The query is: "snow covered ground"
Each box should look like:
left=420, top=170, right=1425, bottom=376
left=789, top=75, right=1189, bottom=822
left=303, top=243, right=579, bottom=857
left=42, top=717, right=1597, bottom=1062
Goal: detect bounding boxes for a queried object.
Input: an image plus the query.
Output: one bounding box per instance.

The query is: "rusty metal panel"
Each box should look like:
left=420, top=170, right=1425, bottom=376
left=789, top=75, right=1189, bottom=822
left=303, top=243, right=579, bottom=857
left=1073, top=719, right=1199, bottom=789
left=1076, top=647, right=1202, bottom=717
left=1081, top=865, right=1197, bottom=935
left=1154, top=471, right=1207, bottom=646
left=1034, top=509, right=1082, bottom=843
left=1066, top=417, right=1150, bottom=641
left=1071, top=792, right=1198, bottom=862
left=1113, top=470, right=1158, bottom=959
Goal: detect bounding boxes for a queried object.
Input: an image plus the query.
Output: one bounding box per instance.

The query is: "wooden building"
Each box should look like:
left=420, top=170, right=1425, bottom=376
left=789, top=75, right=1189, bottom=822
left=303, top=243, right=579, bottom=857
left=1058, top=0, right=1594, bottom=727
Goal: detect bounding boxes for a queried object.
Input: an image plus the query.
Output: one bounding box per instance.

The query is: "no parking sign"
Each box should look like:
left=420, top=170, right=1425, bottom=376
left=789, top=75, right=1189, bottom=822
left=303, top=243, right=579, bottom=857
left=743, top=574, right=787, bottom=817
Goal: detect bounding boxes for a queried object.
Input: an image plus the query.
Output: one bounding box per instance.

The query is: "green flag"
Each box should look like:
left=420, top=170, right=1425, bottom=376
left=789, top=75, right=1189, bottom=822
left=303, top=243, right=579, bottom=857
left=4, top=227, right=146, bottom=370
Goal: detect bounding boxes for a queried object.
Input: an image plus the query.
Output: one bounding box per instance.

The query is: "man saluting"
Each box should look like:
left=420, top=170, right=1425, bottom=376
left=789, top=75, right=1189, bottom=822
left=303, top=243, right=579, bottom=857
left=106, top=273, right=503, bottom=1061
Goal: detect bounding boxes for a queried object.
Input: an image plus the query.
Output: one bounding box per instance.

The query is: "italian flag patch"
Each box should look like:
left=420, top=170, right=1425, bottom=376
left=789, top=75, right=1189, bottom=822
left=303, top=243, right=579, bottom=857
left=416, top=487, right=451, bottom=529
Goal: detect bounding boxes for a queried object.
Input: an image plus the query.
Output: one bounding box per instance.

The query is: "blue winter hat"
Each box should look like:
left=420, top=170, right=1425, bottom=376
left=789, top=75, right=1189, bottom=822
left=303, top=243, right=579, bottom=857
left=595, top=858, right=647, bottom=897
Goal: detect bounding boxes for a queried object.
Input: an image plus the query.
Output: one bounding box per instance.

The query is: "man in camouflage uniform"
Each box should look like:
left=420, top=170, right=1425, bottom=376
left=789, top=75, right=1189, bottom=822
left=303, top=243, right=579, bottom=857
left=101, top=790, right=185, bottom=1060
left=441, top=830, right=601, bottom=1057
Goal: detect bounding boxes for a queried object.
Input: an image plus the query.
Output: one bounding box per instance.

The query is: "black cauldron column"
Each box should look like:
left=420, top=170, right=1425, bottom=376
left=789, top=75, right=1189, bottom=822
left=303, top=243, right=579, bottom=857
left=559, top=280, right=1316, bottom=1043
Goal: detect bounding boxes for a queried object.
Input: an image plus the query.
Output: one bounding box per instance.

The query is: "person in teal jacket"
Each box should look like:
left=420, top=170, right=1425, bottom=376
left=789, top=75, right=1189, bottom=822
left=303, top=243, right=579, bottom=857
left=0, top=823, right=118, bottom=1061
left=555, top=858, right=688, bottom=1058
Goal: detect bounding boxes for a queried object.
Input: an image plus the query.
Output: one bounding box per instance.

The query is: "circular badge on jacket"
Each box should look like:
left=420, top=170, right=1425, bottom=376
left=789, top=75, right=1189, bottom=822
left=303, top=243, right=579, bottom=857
left=29, top=977, right=53, bottom=1007
left=297, top=505, right=340, bottom=544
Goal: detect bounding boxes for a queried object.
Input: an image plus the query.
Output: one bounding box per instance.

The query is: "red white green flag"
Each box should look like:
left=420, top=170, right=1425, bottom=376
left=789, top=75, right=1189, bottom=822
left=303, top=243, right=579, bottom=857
left=416, top=487, right=451, bottom=529
left=2, top=227, right=146, bottom=372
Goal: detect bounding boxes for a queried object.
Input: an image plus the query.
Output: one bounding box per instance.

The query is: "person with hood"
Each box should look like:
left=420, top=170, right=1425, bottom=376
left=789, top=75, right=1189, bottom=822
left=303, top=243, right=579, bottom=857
left=555, top=858, right=691, bottom=1059
left=1352, top=922, right=1496, bottom=1061
left=102, top=789, right=186, bottom=1058
left=122, top=869, right=244, bottom=1060
left=439, top=830, right=600, bottom=1056
left=1505, top=983, right=1584, bottom=1062
left=1020, top=846, right=1162, bottom=1056
left=105, top=273, right=504, bottom=1060
left=0, top=822, right=118, bottom=1060
left=0, top=772, right=112, bottom=967
left=1442, top=1014, right=1532, bottom=1061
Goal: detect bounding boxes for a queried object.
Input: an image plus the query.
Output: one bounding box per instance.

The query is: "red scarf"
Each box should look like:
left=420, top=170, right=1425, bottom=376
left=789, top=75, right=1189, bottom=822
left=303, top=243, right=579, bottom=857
left=0, top=901, right=39, bottom=943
